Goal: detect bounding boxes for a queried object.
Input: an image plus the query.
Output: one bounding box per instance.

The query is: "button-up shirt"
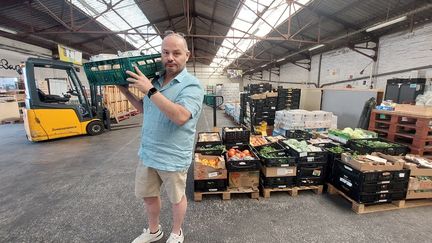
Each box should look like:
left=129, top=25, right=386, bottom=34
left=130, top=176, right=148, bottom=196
left=138, top=68, right=204, bottom=171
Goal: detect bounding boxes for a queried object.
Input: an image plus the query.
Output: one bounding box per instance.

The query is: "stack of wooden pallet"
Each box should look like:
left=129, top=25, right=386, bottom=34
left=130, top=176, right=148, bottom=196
left=103, top=85, right=144, bottom=123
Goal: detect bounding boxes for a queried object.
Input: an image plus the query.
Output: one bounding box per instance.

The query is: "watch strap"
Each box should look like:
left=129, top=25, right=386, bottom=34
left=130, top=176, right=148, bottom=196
left=147, top=87, right=158, bottom=99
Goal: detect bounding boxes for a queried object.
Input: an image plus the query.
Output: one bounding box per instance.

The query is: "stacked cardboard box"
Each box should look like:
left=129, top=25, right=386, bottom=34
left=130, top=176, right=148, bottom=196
left=274, top=110, right=334, bottom=131
left=220, top=83, right=240, bottom=106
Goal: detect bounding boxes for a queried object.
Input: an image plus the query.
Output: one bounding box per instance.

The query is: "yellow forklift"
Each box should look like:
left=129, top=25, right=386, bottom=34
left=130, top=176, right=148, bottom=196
left=22, top=58, right=110, bottom=141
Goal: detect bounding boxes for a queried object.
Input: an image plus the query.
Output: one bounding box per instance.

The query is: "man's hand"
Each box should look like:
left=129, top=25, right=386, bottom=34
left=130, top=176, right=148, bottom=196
left=117, top=84, right=129, bottom=94
left=126, top=66, right=153, bottom=94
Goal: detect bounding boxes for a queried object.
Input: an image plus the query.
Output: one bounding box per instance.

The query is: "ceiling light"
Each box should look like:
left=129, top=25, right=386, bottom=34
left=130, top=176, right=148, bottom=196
left=0, top=26, right=17, bottom=35
left=260, top=64, right=267, bottom=68
left=366, top=16, right=407, bottom=32
left=277, top=58, right=285, bottom=62
left=308, top=44, right=325, bottom=51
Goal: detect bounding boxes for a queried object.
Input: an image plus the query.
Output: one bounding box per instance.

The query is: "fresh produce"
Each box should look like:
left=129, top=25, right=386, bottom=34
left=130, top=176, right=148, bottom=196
left=200, top=158, right=220, bottom=168
left=282, top=139, right=322, bottom=153
left=329, top=128, right=377, bottom=140
left=226, top=148, right=255, bottom=161
left=258, top=146, right=278, bottom=158
left=198, top=133, right=220, bottom=142
left=224, top=127, right=244, bottom=132
left=327, top=145, right=348, bottom=154
left=197, top=144, right=225, bottom=151
left=356, top=140, right=395, bottom=148
left=265, top=135, right=285, bottom=143
left=250, top=135, right=269, bottom=146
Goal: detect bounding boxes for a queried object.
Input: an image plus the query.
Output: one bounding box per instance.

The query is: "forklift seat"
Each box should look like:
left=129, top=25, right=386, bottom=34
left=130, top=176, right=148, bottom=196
left=37, top=89, right=70, bottom=103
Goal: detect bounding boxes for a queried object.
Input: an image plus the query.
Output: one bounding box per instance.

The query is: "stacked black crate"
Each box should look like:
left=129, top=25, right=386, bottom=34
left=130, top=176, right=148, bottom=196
left=265, top=94, right=278, bottom=126
left=276, top=87, right=289, bottom=110
left=282, top=139, right=328, bottom=186
left=289, top=89, right=301, bottom=110
left=222, top=127, right=261, bottom=191
left=248, top=83, right=272, bottom=95
left=256, top=142, right=297, bottom=189
left=332, top=159, right=410, bottom=204
left=250, top=97, right=266, bottom=126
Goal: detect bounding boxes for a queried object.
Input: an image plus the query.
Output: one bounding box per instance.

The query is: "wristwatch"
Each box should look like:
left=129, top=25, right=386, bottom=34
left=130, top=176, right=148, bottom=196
left=147, top=87, right=158, bottom=99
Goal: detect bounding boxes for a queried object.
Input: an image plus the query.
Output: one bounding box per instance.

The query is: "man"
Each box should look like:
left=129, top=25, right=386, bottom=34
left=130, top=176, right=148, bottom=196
left=119, top=32, right=204, bottom=243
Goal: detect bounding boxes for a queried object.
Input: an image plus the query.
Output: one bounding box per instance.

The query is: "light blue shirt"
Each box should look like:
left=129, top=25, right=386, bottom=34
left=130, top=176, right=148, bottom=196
left=138, top=68, right=204, bottom=171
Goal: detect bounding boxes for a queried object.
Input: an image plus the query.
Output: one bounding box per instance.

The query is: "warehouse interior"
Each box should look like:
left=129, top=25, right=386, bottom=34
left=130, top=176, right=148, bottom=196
left=1, top=0, right=432, bottom=242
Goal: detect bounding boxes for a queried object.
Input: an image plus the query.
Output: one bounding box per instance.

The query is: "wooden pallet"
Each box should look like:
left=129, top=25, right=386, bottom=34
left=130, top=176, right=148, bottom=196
left=327, top=183, right=406, bottom=214
left=194, top=187, right=259, bottom=202
left=261, top=185, right=323, bottom=198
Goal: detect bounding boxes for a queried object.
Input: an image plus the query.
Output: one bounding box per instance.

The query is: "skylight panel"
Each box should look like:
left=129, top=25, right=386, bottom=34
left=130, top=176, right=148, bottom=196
left=210, top=0, right=312, bottom=74
left=72, top=0, right=162, bottom=54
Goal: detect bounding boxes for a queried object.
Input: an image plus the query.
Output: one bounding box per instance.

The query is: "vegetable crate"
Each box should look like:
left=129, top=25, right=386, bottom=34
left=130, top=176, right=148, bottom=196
left=222, top=127, right=251, bottom=145
left=255, top=142, right=296, bottom=167
left=260, top=174, right=295, bottom=188
left=84, top=54, right=163, bottom=86
left=324, top=146, right=352, bottom=181
left=285, top=130, right=312, bottom=140
left=195, top=144, right=225, bottom=156
left=296, top=162, right=327, bottom=186
left=282, top=143, right=328, bottom=163
left=194, top=179, right=227, bottom=192
left=347, top=138, right=410, bottom=156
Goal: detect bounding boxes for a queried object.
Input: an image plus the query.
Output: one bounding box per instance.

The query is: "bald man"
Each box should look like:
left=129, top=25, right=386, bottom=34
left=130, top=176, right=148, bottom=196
left=120, top=32, right=204, bottom=243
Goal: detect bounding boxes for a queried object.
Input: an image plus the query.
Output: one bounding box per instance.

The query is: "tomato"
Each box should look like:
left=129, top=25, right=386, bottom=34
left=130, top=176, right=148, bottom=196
left=237, top=152, right=245, bottom=158
left=228, top=150, right=236, bottom=157
left=243, top=150, right=250, bottom=156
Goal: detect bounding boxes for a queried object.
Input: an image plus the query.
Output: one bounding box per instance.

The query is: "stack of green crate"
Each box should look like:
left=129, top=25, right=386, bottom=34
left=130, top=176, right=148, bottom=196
left=84, top=54, right=163, bottom=86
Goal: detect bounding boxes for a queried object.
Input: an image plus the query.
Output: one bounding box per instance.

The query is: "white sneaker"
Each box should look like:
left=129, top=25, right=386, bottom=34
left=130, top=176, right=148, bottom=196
left=131, top=225, right=164, bottom=243
left=166, top=229, right=184, bottom=243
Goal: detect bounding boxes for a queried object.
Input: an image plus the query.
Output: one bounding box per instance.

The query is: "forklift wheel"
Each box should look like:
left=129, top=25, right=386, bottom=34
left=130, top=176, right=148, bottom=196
left=86, top=120, right=105, bottom=136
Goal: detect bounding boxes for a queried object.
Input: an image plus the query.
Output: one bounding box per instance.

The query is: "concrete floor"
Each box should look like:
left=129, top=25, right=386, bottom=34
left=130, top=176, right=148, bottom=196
left=1, top=105, right=432, bottom=243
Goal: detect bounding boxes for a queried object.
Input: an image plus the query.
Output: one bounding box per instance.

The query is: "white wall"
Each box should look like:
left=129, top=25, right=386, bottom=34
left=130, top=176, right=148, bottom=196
left=250, top=22, right=432, bottom=89
left=186, top=62, right=243, bottom=90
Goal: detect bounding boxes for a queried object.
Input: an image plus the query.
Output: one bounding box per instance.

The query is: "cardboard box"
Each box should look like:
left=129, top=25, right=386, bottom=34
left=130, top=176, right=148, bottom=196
left=228, top=171, right=259, bottom=189
left=406, top=190, right=432, bottom=199
left=408, top=177, right=432, bottom=190
left=394, top=104, right=432, bottom=117
left=194, top=154, right=227, bottom=180
left=341, top=153, right=404, bottom=172
left=261, top=166, right=296, bottom=177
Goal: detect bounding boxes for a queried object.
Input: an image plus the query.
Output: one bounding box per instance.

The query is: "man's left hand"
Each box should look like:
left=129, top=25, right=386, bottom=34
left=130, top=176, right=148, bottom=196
left=126, top=66, right=153, bottom=94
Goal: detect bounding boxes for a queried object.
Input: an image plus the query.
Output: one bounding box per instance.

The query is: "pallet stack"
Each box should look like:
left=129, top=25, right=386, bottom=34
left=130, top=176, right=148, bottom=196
left=368, top=108, right=432, bottom=158
left=103, top=85, right=144, bottom=123
left=249, top=93, right=278, bottom=126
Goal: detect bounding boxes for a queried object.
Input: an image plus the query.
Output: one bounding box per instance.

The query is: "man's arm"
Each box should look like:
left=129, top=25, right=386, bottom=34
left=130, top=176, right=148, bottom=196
left=117, top=85, right=143, bottom=113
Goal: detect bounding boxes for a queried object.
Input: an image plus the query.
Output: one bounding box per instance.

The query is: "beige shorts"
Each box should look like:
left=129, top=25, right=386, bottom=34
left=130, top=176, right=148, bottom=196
left=135, top=163, right=188, bottom=204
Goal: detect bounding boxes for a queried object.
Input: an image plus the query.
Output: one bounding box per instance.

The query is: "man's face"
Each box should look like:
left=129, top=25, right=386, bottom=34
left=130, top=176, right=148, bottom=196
left=161, top=36, right=190, bottom=76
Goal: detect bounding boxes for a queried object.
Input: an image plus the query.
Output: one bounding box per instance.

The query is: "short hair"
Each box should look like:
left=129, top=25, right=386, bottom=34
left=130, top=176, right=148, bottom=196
left=163, top=30, right=189, bottom=52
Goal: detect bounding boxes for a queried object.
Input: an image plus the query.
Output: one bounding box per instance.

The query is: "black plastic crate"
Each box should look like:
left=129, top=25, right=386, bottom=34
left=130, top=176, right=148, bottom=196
left=222, top=127, right=250, bottom=145
left=347, top=138, right=409, bottom=155
left=281, top=141, right=328, bottom=163
left=332, top=180, right=407, bottom=204
left=296, top=177, right=325, bottom=186
left=260, top=174, right=295, bottom=188
left=285, top=130, right=312, bottom=140
left=194, top=179, right=227, bottom=192
left=297, top=162, right=327, bottom=179
left=195, top=144, right=225, bottom=156
left=196, top=132, right=222, bottom=146
left=225, top=144, right=261, bottom=171
left=332, top=159, right=410, bottom=184
left=255, top=143, right=296, bottom=167
left=324, top=146, right=352, bottom=181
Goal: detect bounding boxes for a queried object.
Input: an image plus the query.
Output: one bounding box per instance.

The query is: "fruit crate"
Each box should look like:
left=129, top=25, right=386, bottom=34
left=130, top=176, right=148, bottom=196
left=347, top=138, right=409, bottom=156
left=254, top=142, right=296, bottom=167
left=224, top=144, right=261, bottom=171
left=222, top=127, right=251, bottom=145
left=84, top=54, right=163, bottom=85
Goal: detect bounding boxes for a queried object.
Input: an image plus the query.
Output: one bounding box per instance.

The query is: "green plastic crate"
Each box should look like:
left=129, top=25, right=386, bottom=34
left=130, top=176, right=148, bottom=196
left=83, top=54, right=163, bottom=85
